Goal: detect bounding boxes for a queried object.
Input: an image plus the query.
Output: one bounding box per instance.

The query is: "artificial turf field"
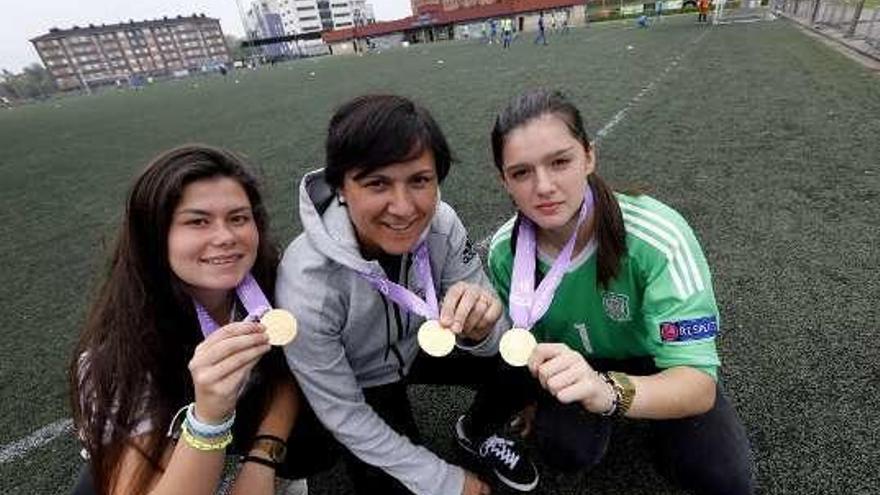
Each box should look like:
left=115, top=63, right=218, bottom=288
left=1, top=13, right=878, bottom=494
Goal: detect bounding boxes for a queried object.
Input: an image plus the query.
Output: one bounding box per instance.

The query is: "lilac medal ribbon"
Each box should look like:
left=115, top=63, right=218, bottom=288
left=509, top=186, right=594, bottom=330
left=358, top=241, right=439, bottom=320
left=193, top=273, right=272, bottom=337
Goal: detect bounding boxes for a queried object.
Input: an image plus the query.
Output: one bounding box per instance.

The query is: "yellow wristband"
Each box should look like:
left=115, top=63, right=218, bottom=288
left=180, top=422, right=233, bottom=451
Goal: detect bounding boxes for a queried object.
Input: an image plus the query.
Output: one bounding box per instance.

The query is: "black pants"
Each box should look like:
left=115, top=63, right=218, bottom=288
left=340, top=349, right=513, bottom=495
left=469, top=357, right=755, bottom=495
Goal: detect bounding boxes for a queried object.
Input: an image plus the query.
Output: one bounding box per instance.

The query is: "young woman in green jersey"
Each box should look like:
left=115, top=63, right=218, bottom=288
left=476, top=90, right=754, bottom=494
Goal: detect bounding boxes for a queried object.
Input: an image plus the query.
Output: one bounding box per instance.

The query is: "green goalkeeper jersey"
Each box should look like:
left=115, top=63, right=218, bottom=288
left=488, top=193, right=721, bottom=379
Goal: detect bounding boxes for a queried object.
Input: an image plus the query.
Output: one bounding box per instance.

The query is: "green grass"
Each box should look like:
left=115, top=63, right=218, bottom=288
left=1, top=16, right=878, bottom=494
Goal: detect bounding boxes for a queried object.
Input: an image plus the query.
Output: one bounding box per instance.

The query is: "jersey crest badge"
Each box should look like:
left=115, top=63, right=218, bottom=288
left=602, top=292, right=631, bottom=322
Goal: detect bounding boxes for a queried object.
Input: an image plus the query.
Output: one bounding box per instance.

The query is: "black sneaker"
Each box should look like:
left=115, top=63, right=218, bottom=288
left=455, top=415, right=539, bottom=492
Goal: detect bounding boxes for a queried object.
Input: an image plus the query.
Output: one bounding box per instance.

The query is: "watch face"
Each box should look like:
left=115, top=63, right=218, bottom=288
left=272, top=442, right=287, bottom=461
left=256, top=438, right=287, bottom=462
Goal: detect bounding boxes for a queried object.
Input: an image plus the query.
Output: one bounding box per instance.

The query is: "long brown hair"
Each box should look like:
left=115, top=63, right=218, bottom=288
left=491, top=89, right=627, bottom=286
left=69, top=144, right=284, bottom=495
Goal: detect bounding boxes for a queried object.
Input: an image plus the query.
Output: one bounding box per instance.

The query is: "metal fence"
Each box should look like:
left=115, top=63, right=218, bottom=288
left=775, top=0, right=880, bottom=52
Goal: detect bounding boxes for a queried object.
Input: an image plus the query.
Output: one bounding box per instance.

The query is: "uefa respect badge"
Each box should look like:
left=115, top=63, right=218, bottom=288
left=659, top=316, right=718, bottom=343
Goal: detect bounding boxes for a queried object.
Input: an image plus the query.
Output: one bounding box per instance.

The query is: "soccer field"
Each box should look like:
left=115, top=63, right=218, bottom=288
left=1, top=14, right=878, bottom=494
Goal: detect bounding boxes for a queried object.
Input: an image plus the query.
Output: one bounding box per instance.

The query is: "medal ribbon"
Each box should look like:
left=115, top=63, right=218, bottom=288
left=358, top=241, right=439, bottom=320
left=509, top=186, right=594, bottom=330
left=193, top=272, right=272, bottom=337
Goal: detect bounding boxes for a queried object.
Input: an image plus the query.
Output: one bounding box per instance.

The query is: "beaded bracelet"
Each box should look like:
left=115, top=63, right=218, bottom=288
left=180, top=421, right=233, bottom=451
left=185, top=403, right=235, bottom=438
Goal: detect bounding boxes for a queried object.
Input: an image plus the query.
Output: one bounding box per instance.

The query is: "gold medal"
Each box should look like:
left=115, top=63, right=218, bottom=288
left=260, top=309, right=297, bottom=346
left=417, top=320, right=455, bottom=357
left=499, top=327, right=537, bottom=367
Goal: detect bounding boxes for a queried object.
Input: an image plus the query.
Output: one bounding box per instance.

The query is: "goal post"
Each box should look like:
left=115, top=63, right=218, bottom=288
left=713, top=0, right=776, bottom=24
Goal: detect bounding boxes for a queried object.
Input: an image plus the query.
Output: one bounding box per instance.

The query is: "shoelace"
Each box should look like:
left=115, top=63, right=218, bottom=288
left=479, top=435, right=520, bottom=470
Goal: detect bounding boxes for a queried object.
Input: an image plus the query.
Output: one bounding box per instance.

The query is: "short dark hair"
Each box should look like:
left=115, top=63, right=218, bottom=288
left=324, top=94, right=453, bottom=189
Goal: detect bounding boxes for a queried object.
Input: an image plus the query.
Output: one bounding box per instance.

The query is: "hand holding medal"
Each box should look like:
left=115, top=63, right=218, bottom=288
left=195, top=273, right=298, bottom=347
left=259, top=309, right=298, bottom=346
left=360, top=242, right=460, bottom=358
left=500, top=186, right=594, bottom=367
left=499, top=327, right=538, bottom=367
left=417, top=319, right=456, bottom=357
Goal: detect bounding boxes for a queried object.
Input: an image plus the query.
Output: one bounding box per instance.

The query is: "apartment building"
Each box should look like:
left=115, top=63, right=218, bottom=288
left=244, top=1, right=294, bottom=57
left=244, top=0, right=375, bottom=56
left=256, top=1, right=376, bottom=35
left=30, top=14, right=229, bottom=91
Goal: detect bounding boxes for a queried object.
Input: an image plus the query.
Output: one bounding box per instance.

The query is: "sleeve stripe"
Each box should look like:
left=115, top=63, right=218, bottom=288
left=623, top=212, right=696, bottom=296
left=488, top=215, right=517, bottom=253
left=621, top=202, right=705, bottom=292
left=626, top=224, right=689, bottom=299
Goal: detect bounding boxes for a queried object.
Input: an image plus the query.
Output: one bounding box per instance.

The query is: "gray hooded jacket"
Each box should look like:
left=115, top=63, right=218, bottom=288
left=277, top=169, right=504, bottom=495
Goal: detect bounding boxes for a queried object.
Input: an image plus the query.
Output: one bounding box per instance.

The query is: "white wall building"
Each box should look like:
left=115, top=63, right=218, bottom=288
left=243, top=0, right=374, bottom=56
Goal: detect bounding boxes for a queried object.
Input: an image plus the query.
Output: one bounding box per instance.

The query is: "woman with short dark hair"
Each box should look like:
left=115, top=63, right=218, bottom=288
left=276, top=95, right=538, bottom=495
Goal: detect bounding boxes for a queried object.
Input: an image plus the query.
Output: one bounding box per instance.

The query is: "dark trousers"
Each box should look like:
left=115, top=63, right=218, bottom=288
left=469, top=357, right=755, bottom=495
left=341, top=349, right=512, bottom=495
left=534, top=30, right=547, bottom=45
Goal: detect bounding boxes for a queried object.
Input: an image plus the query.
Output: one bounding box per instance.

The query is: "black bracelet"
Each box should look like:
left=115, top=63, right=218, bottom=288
left=241, top=455, right=278, bottom=470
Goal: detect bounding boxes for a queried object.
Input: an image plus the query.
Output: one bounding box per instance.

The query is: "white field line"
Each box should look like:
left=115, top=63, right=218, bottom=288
left=1, top=28, right=709, bottom=467
left=595, top=29, right=710, bottom=143
left=477, top=30, right=708, bottom=256
left=0, top=418, right=73, bottom=464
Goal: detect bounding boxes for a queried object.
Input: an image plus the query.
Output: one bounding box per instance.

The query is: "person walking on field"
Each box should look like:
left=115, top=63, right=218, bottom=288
left=534, top=13, right=548, bottom=45
left=502, top=18, right=514, bottom=49
left=561, top=10, right=571, bottom=34
left=698, top=0, right=711, bottom=22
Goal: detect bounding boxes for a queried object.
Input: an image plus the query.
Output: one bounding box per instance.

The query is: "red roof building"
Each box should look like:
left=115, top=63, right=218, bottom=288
left=323, top=0, right=587, bottom=45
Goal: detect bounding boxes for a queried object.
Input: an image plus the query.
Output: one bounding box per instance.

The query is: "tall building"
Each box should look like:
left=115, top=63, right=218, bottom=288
left=30, top=14, right=229, bottom=91
left=243, top=1, right=293, bottom=57
left=243, top=0, right=375, bottom=55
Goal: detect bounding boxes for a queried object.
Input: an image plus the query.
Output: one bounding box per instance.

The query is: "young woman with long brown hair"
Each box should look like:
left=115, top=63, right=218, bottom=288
left=70, top=145, right=307, bottom=495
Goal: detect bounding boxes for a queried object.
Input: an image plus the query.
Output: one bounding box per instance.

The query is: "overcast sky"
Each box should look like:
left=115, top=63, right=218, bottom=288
left=0, top=0, right=413, bottom=72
